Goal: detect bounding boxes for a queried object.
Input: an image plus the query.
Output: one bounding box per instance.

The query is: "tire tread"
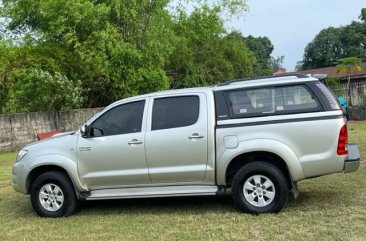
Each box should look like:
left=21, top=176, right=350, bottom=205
left=30, top=171, right=78, bottom=217
left=232, top=161, right=289, bottom=214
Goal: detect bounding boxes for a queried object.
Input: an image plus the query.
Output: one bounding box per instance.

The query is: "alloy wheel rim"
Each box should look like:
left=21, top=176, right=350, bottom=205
left=39, top=183, right=64, bottom=212
left=243, top=175, right=276, bottom=207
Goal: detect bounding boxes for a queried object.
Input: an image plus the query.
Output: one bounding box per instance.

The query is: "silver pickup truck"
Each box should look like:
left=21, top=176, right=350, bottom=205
left=12, top=74, right=360, bottom=217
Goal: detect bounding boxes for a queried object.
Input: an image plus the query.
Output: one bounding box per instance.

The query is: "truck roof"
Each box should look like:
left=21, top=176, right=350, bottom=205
left=113, top=74, right=319, bottom=104
left=214, top=74, right=318, bottom=91
left=112, top=87, right=213, bottom=105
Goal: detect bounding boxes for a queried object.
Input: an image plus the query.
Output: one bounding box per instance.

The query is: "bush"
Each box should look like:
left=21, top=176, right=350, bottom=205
left=4, top=69, right=85, bottom=113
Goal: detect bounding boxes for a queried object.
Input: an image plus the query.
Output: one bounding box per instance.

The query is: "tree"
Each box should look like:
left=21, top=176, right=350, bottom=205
left=174, top=0, right=248, bottom=18
left=301, top=9, right=366, bottom=70
left=165, top=8, right=256, bottom=88
left=4, top=69, right=84, bottom=113
left=1, top=0, right=177, bottom=107
left=302, top=27, right=343, bottom=69
left=338, top=21, right=366, bottom=60
left=270, top=56, right=285, bottom=72
left=295, top=61, right=304, bottom=71
left=242, top=34, right=274, bottom=76
left=222, top=33, right=257, bottom=79
left=360, top=8, right=366, bottom=21
left=0, top=41, right=10, bottom=108
left=0, top=0, right=259, bottom=113
left=336, top=57, right=362, bottom=106
left=0, top=42, right=85, bottom=112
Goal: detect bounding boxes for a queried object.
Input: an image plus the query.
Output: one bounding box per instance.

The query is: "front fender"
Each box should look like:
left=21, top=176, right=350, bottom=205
left=24, top=154, right=87, bottom=193
left=216, top=139, right=305, bottom=185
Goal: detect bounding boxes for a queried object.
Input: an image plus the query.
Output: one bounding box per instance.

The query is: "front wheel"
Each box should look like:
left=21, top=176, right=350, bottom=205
left=30, top=171, right=78, bottom=217
left=232, top=162, right=289, bottom=214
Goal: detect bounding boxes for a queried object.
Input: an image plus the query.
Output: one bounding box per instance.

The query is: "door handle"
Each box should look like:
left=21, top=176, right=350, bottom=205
left=188, top=133, right=204, bottom=140
left=128, top=139, right=143, bottom=145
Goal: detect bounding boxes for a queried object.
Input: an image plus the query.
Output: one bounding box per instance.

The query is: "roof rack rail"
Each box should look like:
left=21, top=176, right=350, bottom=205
left=308, top=74, right=328, bottom=81
left=217, top=74, right=309, bottom=86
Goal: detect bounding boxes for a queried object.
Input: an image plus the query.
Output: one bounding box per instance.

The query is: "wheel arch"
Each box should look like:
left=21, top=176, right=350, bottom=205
left=27, top=165, right=68, bottom=193
left=225, top=151, right=292, bottom=188
left=25, top=154, right=87, bottom=195
left=216, top=139, right=305, bottom=186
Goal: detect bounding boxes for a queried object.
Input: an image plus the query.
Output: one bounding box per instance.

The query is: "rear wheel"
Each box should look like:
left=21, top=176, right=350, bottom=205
left=30, top=171, right=78, bottom=217
left=232, top=161, right=289, bottom=214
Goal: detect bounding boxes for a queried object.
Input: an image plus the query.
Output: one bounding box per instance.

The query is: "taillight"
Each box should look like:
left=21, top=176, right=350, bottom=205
left=337, top=124, right=348, bottom=155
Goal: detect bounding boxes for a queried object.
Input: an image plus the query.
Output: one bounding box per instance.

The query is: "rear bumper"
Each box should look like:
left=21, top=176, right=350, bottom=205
left=344, top=144, right=361, bottom=173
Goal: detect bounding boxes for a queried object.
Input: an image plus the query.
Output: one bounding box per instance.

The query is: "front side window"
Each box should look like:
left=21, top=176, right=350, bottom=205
left=90, top=100, right=145, bottom=137
left=152, top=96, right=199, bottom=130
left=226, top=85, right=319, bottom=117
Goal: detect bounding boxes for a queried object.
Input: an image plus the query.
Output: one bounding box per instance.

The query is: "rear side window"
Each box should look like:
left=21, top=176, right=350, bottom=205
left=152, top=96, right=199, bottom=130
left=315, top=82, right=341, bottom=110
left=226, top=85, right=320, bottom=117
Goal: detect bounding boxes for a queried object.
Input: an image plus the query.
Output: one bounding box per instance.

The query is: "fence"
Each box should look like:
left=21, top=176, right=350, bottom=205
left=329, top=82, right=366, bottom=106
left=0, top=108, right=102, bottom=152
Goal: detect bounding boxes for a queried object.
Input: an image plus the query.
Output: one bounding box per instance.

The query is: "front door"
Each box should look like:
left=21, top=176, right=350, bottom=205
left=145, top=94, right=208, bottom=183
left=77, top=100, right=150, bottom=189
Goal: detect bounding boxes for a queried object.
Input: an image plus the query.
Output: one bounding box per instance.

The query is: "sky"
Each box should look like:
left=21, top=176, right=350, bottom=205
left=228, top=0, right=366, bottom=71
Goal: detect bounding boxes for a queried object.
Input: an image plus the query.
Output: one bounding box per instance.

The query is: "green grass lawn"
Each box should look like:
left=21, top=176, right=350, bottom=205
left=1, top=122, right=365, bottom=241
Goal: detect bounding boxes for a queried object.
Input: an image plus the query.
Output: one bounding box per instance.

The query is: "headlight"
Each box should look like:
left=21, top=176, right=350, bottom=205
left=16, top=149, right=28, bottom=162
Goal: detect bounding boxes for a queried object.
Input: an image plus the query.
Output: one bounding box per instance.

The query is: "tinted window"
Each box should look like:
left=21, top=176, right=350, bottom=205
left=226, top=85, right=319, bottom=117
left=315, top=82, right=341, bottom=110
left=91, top=101, right=145, bottom=137
left=152, top=96, right=199, bottom=130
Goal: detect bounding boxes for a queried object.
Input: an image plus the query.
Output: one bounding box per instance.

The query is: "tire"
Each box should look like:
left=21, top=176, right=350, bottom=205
left=30, top=171, right=78, bottom=217
left=232, top=161, right=289, bottom=214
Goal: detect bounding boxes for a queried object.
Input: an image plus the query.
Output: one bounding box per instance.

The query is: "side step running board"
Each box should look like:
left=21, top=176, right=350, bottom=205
left=85, top=185, right=219, bottom=200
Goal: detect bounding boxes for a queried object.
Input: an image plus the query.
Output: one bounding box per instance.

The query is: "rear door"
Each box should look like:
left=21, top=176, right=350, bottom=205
left=145, top=93, right=208, bottom=183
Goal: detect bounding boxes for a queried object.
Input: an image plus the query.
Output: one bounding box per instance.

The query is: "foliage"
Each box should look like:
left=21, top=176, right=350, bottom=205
left=294, top=61, right=304, bottom=71
left=0, top=41, right=18, bottom=108
left=0, top=0, right=271, bottom=113
left=302, top=27, right=342, bottom=69
left=360, top=8, right=366, bottom=21
left=301, top=9, right=366, bottom=70
left=269, top=56, right=285, bottom=72
left=175, top=0, right=248, bottom=18
left=242, top=34, right=274, bottom=76
left=166, top=18, right=257, bottom=89
left=336, top=57, right=362, bottom=106
left=0, top=42, right=82, bottom=112
left=325, top=76, right=341, bottom=88
left=3, top=69, right=84, bottom=113
left=0, top=0, right=175, bottom=109
left=336, top=57, right=363, bottom=74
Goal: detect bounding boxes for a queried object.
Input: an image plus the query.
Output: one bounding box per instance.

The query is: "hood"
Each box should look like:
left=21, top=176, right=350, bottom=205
left=52, top=131, right=75, bottom=138
left=24, top=131, right=77, bottom=150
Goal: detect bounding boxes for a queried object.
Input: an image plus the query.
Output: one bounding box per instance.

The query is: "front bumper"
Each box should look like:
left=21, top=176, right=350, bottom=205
left=344, top=144, right=361, bottom=173
left=12, top=161, right=28, bottom=194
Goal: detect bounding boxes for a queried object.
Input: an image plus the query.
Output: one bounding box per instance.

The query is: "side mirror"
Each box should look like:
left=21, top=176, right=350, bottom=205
left=80, top=125, right=88, bottom=137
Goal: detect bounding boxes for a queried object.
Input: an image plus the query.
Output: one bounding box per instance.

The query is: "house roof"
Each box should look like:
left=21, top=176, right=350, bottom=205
left=273, top=69, right=286, bottom=75
left=293, top=63, right=366, bottom=80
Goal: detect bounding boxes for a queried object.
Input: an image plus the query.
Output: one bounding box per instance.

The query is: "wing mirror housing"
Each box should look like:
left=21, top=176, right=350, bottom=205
left=80, top=125, right=88, bottom=138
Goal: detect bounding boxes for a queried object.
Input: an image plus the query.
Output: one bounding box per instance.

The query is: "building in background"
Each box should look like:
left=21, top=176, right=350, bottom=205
left=294, top=65, right=366, bottom=107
